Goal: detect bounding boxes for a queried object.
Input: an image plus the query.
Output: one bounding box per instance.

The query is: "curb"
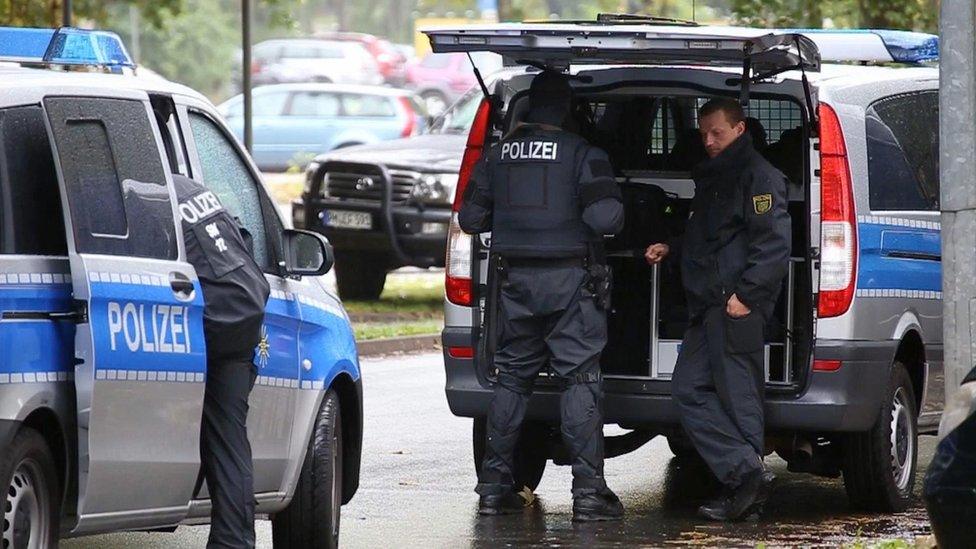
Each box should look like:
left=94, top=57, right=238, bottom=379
left=357, top=334, right=441, bottom=358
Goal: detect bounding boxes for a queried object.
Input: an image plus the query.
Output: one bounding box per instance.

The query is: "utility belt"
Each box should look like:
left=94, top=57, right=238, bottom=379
left=497, top=247, right=612, bottom=311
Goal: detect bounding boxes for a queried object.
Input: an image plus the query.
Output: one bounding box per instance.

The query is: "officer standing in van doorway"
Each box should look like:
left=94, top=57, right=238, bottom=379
left=173, top=174, right=271, bottom=548
left=458, top=71, right=626, bottom=521
left=645, top=97, right=790, bottom=521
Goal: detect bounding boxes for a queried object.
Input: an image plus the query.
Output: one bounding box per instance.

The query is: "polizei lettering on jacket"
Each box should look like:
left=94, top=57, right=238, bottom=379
left=107, top=302, right=192, bottom=354
left=500, top=140, right=559, bottom=162
left=179, top=191, right=223, bottom=224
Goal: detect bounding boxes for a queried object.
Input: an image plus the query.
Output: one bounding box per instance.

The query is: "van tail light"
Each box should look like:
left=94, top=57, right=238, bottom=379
left=817, top=103, right=858, bottom=319
left=445, top=98, right=493, bottom=306
left=398, top=96, right=417, bottom=137
left=446, top=213, right=473, bottom=305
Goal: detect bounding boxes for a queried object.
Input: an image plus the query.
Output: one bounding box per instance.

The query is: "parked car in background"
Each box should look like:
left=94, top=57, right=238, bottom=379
left=219, top=83, right=426, bottom=171
left=293, top=76, right=514, bottom=299
left=249, top=38, right=384, bottom=87
left=317, top=32, right=408, bottom=86
left=405, top=51, right=502, bottom=116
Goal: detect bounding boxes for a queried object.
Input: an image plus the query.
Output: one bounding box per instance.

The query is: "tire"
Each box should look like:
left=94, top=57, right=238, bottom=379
left=334, top=252, right=387, bottom=301
left=842, top=362, right=919, bottom=512
left=1, top=427, right=59, bottom=549
left=272, top=390, right=343, bottom=549
left=472, top=418, right=549, bottom=493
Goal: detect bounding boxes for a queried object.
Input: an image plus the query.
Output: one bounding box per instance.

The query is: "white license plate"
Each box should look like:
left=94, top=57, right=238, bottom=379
left=325, top=210, right=373, bottom=230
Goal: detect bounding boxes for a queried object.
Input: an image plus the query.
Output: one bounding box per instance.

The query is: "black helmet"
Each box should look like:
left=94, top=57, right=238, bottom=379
left=526, top=70, right=573, bottom=126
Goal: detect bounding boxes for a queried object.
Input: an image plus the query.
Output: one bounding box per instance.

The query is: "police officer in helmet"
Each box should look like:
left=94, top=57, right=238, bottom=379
left=645, top=97, right=790, bottom=521
left=458, top=70, right=626, bottom=521
left=173, top=174, right=270, bottom=548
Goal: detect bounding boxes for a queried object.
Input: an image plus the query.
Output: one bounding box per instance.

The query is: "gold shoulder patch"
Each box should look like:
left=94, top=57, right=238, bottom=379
left=753, top=193, right=772, bottom=215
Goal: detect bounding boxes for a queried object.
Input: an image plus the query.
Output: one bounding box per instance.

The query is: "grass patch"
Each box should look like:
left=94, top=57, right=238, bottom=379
left=262, top=171, right=305, bottom=205
left=354, top=319, right=443, bottom=341
left=344, top=273, right=444, bottom=319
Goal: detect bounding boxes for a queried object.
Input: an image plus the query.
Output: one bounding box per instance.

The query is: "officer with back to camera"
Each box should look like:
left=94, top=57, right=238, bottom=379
left=173, top=174, right=270, bottom=548
left=458, top=70, right=626, bottom=522
left=645, top=97, right=790, bottom=522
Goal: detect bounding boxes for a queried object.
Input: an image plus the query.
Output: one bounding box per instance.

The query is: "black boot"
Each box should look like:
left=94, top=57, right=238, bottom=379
left=479, top=490, right=527, bottom=516
left=573, top=488, right=624, bottom=522
left=698, top=470, right=776, bottom=522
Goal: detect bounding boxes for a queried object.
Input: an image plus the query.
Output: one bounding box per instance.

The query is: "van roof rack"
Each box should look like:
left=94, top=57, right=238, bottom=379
left=0, top=26, right=135, bottom=73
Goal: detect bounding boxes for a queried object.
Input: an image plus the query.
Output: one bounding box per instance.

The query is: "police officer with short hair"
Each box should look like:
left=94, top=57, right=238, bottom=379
left=645, top=97, right=790, bottom=521
left=459, top=71, right=626, bottom=521
left=173, top=174, right=270, bottom=548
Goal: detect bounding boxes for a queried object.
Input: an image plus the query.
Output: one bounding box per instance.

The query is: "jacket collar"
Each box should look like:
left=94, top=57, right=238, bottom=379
left=692, top=133, right=755, bottom=181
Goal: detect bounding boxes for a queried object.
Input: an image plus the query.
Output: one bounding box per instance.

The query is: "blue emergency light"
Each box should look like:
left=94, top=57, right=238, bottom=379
left=790, top=28, right=939, bottom=64
left=0, top=26, right=134, bottom=69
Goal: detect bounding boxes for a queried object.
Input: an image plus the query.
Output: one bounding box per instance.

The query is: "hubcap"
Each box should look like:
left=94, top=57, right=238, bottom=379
left=889, top=387, right=915, bottom=491
left=2, top=460, right=47, bottom=549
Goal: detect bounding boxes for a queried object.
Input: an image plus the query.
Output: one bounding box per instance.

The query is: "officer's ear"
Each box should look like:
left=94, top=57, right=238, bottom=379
left=732, top=120, right=746, bottom=138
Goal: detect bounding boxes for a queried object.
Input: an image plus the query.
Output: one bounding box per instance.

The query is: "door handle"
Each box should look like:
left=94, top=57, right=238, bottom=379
left=169, top=273, right=196, bottom=301
left=171, top=279, right=195, bottom=294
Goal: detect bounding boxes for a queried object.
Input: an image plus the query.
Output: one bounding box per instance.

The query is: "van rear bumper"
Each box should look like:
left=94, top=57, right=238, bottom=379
left=443, top=328, right=896, bottom=433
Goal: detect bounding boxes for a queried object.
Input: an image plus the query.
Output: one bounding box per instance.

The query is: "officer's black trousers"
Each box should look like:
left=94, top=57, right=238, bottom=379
left=477, top=266, right=608, bottom=497
left=201, top=356, right=258, bottom=549
left=672, top=306, right=766, bottom=488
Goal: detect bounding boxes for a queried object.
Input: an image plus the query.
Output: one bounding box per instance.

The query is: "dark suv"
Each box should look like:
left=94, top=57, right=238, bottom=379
left=295, top=87, right=484, bottom=299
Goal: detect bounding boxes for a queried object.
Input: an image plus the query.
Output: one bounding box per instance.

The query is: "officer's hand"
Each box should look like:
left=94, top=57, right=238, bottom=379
left=726, top=294, right=751, bottom=318
left=644, top=243, right=670, bottom=265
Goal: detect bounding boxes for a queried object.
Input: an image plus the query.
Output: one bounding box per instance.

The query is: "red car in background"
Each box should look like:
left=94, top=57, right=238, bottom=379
left=319, top=31, right=408, bottom=86
left=405, top=51, right=502, bottom=116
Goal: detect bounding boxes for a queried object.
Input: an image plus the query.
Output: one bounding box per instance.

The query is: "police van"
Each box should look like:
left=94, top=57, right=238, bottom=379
left=0, top=28, right=360, bottom=548
left=430, top=18, right=942, bottom=512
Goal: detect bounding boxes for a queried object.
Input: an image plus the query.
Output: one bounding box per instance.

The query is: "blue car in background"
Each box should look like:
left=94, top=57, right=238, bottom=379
left=220, top=83, right=426, bottom=171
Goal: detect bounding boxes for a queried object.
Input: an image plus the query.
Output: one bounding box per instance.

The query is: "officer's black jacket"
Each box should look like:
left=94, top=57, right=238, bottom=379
left=458, top=123, right=624, bottom=257
left=679, top=134, right=791, bottom=319
left=173, top=175, right=271, bottom=361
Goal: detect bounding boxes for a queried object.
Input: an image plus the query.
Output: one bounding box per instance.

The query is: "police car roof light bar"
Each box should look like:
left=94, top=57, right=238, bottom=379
left=790, top=28, right=939, bottom=64
left=0, top=26, right=135, bottom=70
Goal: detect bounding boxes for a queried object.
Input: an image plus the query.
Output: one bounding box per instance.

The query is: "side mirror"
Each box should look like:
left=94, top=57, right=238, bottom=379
left=282, top=229, right=334, bottom=277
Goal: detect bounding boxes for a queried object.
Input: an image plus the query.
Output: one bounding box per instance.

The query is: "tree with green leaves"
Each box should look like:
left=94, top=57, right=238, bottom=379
left=0, top=0, right=183, bottom=28
left=730, top=0, right=937, bottom=32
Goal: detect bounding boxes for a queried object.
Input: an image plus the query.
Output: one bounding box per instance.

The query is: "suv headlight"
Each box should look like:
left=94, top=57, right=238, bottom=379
left=411, top=173, right=459, bottom=205
left=304, top=161, right=321, bottom=194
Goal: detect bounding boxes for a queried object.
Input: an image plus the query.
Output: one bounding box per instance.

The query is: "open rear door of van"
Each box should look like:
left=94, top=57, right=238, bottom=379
left=422, top=23, right=821, bottom=75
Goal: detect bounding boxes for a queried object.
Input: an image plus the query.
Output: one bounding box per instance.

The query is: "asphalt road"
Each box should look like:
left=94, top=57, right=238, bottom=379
left=65, top=351, right=936, bottom=548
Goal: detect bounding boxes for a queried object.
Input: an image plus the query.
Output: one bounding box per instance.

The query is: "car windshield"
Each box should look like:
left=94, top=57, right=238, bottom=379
left=429, top=91, right=481, bottom=135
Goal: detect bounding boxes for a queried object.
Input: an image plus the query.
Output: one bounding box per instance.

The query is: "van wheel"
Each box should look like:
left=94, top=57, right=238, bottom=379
left=335, top=252, right=387, bottom=301
left=472, top=418, right=549, bottom=496
left=842, top=362, right=918, bottom=512
left=1, top=427, right=59, bottom=549
left=272, top=390, right=343, bottom=549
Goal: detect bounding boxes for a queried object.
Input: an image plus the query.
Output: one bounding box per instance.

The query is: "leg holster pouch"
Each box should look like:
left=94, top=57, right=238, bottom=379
left=583, top=263, right=612, bottom=311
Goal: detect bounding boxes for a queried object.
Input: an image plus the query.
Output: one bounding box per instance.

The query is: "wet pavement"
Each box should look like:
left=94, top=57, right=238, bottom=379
left=65, top=351, right=935, bottom=548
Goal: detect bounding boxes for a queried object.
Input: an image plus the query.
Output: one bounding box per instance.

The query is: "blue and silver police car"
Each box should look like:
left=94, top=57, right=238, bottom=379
left=0, top=27, right=360, bottom=548
left=433, top=19, right=945, bottom=513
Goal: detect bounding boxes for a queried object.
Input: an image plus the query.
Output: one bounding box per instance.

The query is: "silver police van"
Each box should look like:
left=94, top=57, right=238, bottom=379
left=0, top=28, right=360, bottom=548
left=431, top=18, right=942, bottom=512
